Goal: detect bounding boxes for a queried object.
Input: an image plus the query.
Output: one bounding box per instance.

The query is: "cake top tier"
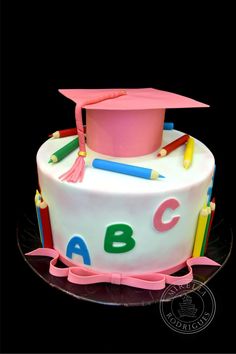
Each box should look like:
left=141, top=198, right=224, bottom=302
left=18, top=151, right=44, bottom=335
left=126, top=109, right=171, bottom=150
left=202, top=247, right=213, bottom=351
left=59, top=88, right=209, bottom=110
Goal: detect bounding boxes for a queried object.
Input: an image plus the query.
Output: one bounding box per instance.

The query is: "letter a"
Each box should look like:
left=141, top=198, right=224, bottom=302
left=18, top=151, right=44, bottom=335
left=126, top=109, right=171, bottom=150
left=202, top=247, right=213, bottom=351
left=66, top=236, right=91, bottom=265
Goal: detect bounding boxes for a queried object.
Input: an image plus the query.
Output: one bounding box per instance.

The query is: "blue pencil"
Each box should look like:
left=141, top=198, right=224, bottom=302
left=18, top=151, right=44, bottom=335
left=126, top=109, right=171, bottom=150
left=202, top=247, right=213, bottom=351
left=92, top=159, right=165, bottom=180
left=207, top=165, right=216, bottom=203
left=164, top=122, right=174, bottom=130
left=35, top=190, right=44, bottom=247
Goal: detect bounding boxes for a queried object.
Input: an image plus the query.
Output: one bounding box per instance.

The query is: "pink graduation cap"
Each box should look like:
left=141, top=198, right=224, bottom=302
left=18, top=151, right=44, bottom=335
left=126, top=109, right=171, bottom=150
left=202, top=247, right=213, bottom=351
left=58, top=88, right=209, bottom=183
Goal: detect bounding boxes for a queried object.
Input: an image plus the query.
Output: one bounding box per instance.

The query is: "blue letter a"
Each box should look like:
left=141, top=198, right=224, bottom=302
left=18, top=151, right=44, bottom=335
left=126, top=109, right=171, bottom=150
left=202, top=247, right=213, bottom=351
left=66, top=236, right=91, bottom=265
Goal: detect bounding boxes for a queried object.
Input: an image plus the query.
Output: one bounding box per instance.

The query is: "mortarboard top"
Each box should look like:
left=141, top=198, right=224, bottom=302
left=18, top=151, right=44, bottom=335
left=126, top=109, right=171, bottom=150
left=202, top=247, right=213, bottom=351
left=58, top=88, right=209, bottom=182
left=59, top=88, right=209, bottom=158
left=59, top=88, right=209, bottom=110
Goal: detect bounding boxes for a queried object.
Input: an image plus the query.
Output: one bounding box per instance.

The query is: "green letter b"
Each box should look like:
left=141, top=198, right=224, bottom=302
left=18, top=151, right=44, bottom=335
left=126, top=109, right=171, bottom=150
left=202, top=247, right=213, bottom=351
left=104, top=223, right=135, bottom=253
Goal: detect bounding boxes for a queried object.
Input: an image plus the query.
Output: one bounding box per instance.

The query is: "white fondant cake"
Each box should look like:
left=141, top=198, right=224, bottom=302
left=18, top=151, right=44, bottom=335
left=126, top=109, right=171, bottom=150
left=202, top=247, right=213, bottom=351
left=36, top=129, right=215, bottom=275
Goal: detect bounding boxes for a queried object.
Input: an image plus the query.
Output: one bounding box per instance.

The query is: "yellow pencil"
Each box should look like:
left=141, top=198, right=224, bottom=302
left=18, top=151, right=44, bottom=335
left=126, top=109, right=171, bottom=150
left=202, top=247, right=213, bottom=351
left=200, top=206, right=212, bottom=256
left=192, top=207, right=209, bottom=257
left=35, top=189, right=41, bottom=205
left=183, top=136, right=194, bottom=169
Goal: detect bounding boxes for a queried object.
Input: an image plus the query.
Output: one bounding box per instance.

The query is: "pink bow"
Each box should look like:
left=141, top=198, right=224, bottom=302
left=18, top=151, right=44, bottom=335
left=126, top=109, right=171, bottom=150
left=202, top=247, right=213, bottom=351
left=26, top=248, right=220, bottom=290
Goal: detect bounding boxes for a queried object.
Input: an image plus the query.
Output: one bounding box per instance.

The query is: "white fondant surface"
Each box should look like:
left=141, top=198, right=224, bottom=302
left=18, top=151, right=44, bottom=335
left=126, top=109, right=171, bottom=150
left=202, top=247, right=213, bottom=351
left=37, top=130, right=215, bottom=274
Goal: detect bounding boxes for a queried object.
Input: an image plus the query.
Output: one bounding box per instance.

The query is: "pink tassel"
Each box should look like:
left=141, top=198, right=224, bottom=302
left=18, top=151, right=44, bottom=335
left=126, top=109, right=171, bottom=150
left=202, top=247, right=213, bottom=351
left=59, top=154, right=85, bottom=183
left=59, top=90, right=127, bottom=183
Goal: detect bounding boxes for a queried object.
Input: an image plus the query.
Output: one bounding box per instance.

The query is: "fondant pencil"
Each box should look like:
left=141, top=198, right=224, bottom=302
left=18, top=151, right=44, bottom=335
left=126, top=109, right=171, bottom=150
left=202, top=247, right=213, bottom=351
left=200, top=206, right=212, bottom=256
left=164, top=122, right=174, bottom=130
left=192, top=206, right=209, bottom=257
left=48, top=137, right=79, bottom=163
left=204, top=199, right=216, bottom=253
left=207, top=165, right=216, bottom=203
left=39, top=200, right=53, bottom=248
left=34, top=190, right=44, bottom=247
left=183, top=136, right=194, bottom=169
left=92, top=158, right=165, bottom=180
left=49, top=126, right=86, bottom=138
left=158, top=134, right=189, bottom=157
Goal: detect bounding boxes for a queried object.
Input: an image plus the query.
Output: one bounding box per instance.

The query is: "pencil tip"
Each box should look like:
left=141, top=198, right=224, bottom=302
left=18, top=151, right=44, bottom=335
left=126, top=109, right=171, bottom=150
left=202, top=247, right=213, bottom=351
left=158, top=174, right=165, bottom=179
left=183, top=160, right=191, bottom=169
left=157, top=149, right=166, bottom=157
left=48, top=134, right=52, bottom=138
left=48, top=159, right=53, bottom=163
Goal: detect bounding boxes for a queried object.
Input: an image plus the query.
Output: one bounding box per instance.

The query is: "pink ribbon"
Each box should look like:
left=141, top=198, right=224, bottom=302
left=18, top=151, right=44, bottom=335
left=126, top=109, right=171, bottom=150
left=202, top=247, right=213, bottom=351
left=26, top=248, right=220, bottom=290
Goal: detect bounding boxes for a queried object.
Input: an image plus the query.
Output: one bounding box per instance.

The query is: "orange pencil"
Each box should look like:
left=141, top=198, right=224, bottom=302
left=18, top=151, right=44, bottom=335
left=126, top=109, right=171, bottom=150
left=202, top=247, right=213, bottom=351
left=158, top=134, right=189, bottom=157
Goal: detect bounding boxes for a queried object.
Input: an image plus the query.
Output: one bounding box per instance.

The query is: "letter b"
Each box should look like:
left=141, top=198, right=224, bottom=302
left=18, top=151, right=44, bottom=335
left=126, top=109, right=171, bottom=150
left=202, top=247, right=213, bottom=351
left=104, top=224, right=135, bottom=253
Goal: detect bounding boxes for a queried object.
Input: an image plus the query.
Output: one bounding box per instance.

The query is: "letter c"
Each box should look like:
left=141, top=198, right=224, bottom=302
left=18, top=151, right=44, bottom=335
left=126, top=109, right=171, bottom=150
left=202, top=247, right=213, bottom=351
left=153, top=198, right=180, bottom=232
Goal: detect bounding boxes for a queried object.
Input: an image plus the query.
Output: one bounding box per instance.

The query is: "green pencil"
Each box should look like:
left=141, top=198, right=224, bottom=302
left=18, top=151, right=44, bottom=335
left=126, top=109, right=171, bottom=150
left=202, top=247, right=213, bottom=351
left=48, top=137, right=79, bottom=163
left=200, top=206, right=211, bottom=256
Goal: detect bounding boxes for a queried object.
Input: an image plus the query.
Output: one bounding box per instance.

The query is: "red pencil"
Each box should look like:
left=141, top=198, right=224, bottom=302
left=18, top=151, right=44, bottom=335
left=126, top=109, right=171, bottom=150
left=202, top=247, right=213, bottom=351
left=204, top=198, right=216, bottom=253
left=49, top=126, right=87, bottom=138
left=158, top=134, right=189, bottom=157
left=39, top=200, right=53, bottom=248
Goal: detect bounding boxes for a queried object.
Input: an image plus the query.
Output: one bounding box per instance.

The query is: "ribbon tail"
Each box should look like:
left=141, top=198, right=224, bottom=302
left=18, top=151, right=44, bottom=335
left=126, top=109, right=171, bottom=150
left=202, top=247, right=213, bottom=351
left=59, top=155, right=85, bottom=183
left=165, top=256, right=220, bottom=285
left=187, top=256, right=220, bottom=267
left=26, top=247, right=58, bottom=258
